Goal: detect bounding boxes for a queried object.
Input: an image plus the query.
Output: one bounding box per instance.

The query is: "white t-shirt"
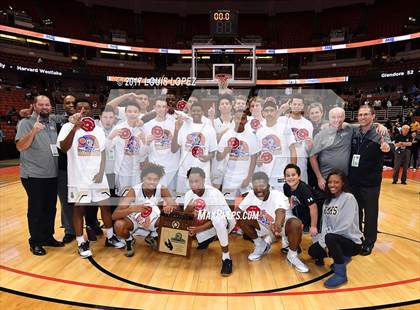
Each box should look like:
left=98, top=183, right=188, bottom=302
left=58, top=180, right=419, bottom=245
left=239, top=189, right=292, bottom=226
left=95, top=120, right=115, bottom=175
left=218, top=129, right=259, bottom=186
left=211, top=117, right=235, bottom=179
left=177, top=122, right=217, bottom=178
left=57, top=122, right=108, bottom=189
left=278, top=116, right=313, bottom=159
left=245, top=117, right=266, bottom=133
left=255, top=123, right=296, bottom=178
left=184, top=185, right=232, bottom=215
left=107, top=121, right=148, bottom=177
left=213, top=117, right=235, bottom=136
left=143, top=116, right=180, bottom=173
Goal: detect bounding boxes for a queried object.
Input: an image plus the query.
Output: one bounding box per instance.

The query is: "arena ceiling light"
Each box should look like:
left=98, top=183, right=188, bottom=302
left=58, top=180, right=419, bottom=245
left=26, top=38, right=47, bottom=45
left=0, top=33, right=19, bottom=41
left=246, top=56, right=272, bottom=59
left=182, top=56, right=210, bottom=59
left=100, top=50, right=118, bottom=55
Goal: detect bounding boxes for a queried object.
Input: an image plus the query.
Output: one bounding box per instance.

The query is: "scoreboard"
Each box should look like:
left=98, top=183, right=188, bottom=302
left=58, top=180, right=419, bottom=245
left=210, top=10, right=238, bottom=36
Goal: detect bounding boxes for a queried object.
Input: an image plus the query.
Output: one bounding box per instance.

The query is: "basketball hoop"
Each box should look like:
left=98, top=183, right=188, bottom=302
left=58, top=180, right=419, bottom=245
left=215, top=73, right=231, bottom=94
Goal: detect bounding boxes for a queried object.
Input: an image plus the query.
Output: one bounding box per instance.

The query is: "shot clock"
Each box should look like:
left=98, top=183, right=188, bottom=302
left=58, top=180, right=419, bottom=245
left=210, top=10, right=238, bottom=36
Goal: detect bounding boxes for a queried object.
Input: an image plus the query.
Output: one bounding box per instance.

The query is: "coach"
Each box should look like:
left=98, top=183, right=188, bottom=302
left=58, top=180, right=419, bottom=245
left=349, top=105, right=391, bottom=256
left=16, top=95, right=64, bottom=256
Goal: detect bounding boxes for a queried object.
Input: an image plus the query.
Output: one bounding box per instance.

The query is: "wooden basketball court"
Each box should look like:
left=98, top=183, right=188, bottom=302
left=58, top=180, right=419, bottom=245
left=0, top=168, right=419, bottom=309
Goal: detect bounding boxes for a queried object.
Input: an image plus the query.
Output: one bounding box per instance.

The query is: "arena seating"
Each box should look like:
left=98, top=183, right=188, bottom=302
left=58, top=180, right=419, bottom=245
left=3, top=0, right=418, bottom=49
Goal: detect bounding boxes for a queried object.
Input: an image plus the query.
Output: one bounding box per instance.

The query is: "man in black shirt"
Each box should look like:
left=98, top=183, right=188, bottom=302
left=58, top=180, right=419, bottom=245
left=57, top=95, right=77, bottom=243
left=392, top=125, right=412, bottom=184
left=349, top=105, right=392, bottom=256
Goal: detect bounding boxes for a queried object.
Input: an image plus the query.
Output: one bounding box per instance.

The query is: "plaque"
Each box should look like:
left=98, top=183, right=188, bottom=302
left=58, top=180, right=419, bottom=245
left=158, top=210, right=194, bottom=257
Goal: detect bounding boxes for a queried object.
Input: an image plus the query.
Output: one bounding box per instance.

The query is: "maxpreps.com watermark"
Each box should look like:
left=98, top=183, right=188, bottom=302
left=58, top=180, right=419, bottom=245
left=113, top=76, right=197, bottom=87
left=197, top=209, right=259, bottom=221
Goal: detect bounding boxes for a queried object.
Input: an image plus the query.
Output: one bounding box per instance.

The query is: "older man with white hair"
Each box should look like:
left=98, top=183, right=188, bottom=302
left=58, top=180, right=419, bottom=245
left=310, top=107, right=352, bottom=191
left=392, top=124, right=412, bottom=184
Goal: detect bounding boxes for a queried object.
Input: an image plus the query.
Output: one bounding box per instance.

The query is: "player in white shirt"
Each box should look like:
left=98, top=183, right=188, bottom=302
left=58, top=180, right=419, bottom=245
left=233, top=95, right=248, bottom=112
left=179, top=95, right=212, bottom=126
left=84, top=106, right=117, bottom=241
left=245, top=97, right=266, bottom=133
left=237, top=172, right=309, bottom=272
left=107, top=101, right=148, bottom=197
left=171, top=102, right=218, bottom=200
left=57, top=100, right=125, bottom=258
left=278, top=95, right=313, bottom=183
left=184, top=167, right=235, bottom=276
left=255, top=100, right=297, bottom=191
left=112, top=164, right=178, bottom=257
left=143, top=98, right=180, bottom=196
left=96, top=105, right=116, bottom=191
left=217, top=109, right=259, bottom=203
left=106, top=92, right=149, bottom=123
left=212, top=94, right=235, bottom=140
left=210, top=94, right=235, bottom=188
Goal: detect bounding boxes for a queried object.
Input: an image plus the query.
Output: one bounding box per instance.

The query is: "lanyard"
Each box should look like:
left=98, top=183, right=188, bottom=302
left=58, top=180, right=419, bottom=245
left=41, top=120, right=57, bottom=145
left=356, top=131, right=368, bottom=155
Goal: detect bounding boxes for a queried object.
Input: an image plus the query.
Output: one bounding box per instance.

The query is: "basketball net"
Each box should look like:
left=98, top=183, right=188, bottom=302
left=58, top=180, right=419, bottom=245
left=215, top=73, right=231, bottom=94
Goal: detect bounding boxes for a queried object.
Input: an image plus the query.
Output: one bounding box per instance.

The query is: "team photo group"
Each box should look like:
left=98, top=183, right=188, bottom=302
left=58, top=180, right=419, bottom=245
left=15, top=89, right=392, bottom=289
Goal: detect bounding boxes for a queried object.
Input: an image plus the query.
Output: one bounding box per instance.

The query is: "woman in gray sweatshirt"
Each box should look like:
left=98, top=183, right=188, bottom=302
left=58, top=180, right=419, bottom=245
left=308, top=169, right=362, bottom=288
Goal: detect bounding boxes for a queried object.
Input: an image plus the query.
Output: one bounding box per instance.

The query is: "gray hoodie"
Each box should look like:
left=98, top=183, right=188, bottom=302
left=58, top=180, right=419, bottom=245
left=318, top=192, right=363, bottom=248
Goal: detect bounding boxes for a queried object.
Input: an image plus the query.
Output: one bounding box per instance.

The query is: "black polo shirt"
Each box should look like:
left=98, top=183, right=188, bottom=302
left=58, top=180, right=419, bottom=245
left=349, top=126, right=392, bottom=187
left=394, top=133, right=411, bottom=153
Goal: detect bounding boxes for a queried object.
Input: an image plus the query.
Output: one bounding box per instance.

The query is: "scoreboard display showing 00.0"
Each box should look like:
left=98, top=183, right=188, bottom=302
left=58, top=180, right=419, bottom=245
left=210, top=10, right=238, bottom=36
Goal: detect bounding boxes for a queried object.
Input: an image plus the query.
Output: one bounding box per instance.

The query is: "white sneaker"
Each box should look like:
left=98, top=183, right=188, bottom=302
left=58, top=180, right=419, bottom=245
left=78, top=241, right=92, bottom=258
left=287, top=251, right=309, bottom=273
left=281, top=235, right=289, bottom=253
left=105, top=235, right=126, bottom=249
left=264, top=235, right=274, bottom=245
left=248, top=241, right=271, bottom=261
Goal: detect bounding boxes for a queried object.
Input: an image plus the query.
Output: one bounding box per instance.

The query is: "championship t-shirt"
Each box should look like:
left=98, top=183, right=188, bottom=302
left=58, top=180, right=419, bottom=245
left=218, top=129, right=259, bottom=187
left=245, top=117, right=266, bottom=133
left=57, top=122, right=108, bottom=189
left=143, top=117, right=180, bottom=173
left=255, top=122, right=296, bottom=179
left=108, top=121, right=148, bottom=177
left=177, top=122, right=217, bottom=178
left=239, top=189, right=292, bottom=226
left=279, top=116, right=313, bottom=159
left=184, top=185, right=232, bottom=215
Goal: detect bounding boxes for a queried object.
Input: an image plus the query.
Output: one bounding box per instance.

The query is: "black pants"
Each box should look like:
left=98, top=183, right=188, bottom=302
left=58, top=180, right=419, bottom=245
left=351, top=185, right=380, bottom=247
left=21, top=177, right=58, bottom=246
left=57, top=169, right=74, bottom=235
left=410, top=147, right=418, bottom=168
left=311, top=185, right=326, bottom=231
left=308, top=233, right=361, bottom=264
left=393, top=149, right=411, bottom=182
